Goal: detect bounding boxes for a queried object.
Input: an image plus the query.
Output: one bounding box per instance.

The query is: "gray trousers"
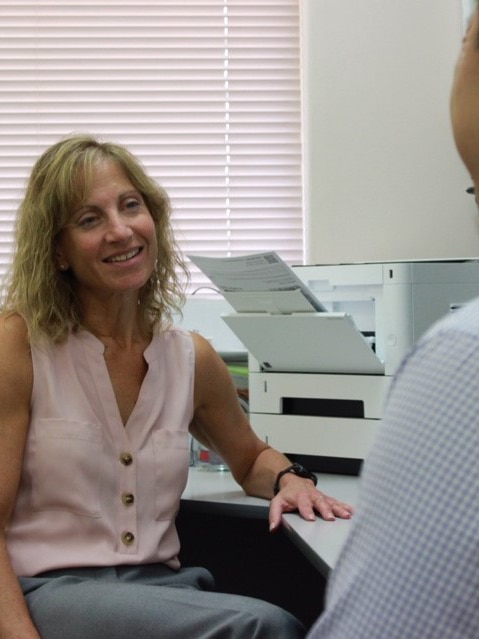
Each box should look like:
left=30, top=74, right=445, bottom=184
left=20, top=564, right=305, bottom=639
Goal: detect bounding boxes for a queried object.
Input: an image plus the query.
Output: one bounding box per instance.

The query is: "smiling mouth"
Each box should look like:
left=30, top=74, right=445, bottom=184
left=104, top=247, right=142, bottom=263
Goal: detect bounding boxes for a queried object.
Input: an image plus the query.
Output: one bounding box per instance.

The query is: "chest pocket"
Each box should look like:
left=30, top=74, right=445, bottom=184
left=29, top=419, right=104, bottom=518
left=151, top=429, right=190, bottom=520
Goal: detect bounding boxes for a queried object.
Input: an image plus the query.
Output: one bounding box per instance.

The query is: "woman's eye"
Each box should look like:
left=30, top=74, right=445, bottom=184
left=123, top=198, right=141, bottom=212
left=76, top=213, right=101, bottom=229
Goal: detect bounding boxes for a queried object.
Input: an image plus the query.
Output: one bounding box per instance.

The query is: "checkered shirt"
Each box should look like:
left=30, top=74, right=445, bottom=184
left=308, top=297, right=479, bottom=639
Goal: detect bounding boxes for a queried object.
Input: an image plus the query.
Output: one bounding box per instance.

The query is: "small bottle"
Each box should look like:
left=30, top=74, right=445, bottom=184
left=191, top=438, right=229, bottom=472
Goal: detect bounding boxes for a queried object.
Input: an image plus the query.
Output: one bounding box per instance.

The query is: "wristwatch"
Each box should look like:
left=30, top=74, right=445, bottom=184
left=273, top=462, right=318, bottom=495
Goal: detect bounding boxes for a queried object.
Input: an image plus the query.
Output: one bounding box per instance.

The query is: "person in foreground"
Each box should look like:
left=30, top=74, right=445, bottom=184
left=0, top=133, right=353, bottom=639
left=307, top=7, right=479, bottom=639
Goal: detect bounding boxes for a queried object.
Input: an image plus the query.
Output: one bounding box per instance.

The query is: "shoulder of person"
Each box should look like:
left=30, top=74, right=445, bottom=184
left=189, top=330, right=218, bottom=361
left=191, top=332, right=226, bottom=383
left=0, top=313, right=30, bottom=351
left=0, top=314, right=32, bottom=398
left=0, top=314, right=31, bottom=373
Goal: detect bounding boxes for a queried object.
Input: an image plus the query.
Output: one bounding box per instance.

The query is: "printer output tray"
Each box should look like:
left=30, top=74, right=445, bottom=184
left=222, top=312, right=384, bottom=374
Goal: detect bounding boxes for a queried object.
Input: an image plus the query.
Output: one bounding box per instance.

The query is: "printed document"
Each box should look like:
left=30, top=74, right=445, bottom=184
left=188, top=252, right=327, bottom=314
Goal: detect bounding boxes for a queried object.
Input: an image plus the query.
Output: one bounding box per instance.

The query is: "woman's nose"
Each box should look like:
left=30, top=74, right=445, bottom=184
left=105, top=213, right=134, bottom=241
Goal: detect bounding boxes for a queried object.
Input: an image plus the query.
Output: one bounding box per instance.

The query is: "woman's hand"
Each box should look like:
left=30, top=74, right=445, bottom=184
left=268, top=475, right=354, bottom=532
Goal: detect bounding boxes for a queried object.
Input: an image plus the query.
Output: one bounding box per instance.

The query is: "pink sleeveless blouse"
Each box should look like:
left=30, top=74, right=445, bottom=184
left=7, top=326, right=194, bottom=577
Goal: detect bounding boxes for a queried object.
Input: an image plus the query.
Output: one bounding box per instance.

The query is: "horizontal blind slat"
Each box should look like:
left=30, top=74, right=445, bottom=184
left=0, top=0, right=302, bottom=293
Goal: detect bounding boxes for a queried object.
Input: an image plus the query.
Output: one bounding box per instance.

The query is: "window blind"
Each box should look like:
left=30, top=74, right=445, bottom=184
left=0, top=0, right=303, bottom=293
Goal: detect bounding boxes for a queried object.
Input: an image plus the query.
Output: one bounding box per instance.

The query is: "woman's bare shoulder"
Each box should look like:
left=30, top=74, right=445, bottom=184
left=0, top=314, right=32, bottom=388
left=0, top=313, right=30, bottom=351
left=189, top=330, right=226, bottom=376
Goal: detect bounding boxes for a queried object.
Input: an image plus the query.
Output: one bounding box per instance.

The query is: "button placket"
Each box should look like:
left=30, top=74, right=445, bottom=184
left=118, top=451, right=137, bottom=552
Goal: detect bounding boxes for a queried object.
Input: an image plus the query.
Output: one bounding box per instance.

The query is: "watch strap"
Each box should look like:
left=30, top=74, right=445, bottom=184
left=273, top=462, right=318, bottom=495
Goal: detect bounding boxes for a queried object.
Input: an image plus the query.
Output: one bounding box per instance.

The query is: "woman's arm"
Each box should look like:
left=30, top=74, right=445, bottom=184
left=0, top=315, right=41, bottom=639
left=189, top=332, right=353, bottom=530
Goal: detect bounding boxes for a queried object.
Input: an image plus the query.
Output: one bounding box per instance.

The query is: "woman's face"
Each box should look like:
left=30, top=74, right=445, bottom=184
left=56, top=158, right=158, bottom=301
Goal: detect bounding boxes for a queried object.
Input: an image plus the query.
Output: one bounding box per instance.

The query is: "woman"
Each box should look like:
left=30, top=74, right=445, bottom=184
left=0, top=135, right=352, bottom=639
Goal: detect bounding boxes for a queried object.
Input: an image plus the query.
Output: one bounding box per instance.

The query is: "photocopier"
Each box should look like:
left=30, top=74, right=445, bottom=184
left=221, top=261, right=479, bottom=473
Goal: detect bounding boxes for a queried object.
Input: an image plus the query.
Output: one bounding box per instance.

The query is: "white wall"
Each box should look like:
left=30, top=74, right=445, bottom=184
left=302, top=0, right=479, bottom=265
left=173, top=298, right=246, bottom=354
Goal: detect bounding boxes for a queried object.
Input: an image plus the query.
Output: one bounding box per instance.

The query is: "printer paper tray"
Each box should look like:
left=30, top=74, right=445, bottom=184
left=250, top=413, right=381, bottom=459
left=222, top=312, right=384, bottom=374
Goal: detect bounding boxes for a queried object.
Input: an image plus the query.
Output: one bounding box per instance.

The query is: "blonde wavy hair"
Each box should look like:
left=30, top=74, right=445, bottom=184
left=2, top=134, right=188, bottom=344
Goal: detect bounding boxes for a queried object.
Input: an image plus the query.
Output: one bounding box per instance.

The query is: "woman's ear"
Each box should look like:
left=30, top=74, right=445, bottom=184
left=55, top=247, right=69, bottom=271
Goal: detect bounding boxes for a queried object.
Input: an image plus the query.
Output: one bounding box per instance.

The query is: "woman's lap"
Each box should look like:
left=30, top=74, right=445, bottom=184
left=20, top=564, right=305, bottom=639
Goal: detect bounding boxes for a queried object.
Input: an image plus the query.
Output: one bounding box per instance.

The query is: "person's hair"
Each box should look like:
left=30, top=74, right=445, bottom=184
left=2, top=134, right=188, bottom=344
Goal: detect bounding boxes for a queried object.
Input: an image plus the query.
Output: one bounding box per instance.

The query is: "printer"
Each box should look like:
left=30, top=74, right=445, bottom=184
left=222, top=261, right=479, bottom=473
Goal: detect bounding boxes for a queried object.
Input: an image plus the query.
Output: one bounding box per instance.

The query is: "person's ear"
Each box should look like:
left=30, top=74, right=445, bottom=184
left=55, top=247, right=69, bottom=272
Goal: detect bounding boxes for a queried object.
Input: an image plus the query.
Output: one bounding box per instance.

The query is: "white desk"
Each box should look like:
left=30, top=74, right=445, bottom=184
left=182, top=467, right=360, bottom=576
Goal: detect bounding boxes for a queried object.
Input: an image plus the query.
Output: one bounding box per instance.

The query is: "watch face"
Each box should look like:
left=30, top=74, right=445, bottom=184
left=292, top=463, right=308, bottom=476
left=273, top=462, right=317, bottom=495
left=292, top=463, right=317, bottom=484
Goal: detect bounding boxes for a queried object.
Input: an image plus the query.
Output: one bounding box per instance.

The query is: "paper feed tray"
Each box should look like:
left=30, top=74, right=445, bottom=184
left=222, top=312, right=385, bottom=374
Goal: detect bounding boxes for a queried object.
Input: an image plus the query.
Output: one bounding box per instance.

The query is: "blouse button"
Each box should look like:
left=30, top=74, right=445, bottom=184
left=121, top=531, right=135, bottom=546
left=120, top=452, right=133, bottom=466
left=121, top=493, right=135, bottom=506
